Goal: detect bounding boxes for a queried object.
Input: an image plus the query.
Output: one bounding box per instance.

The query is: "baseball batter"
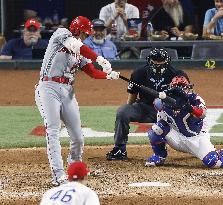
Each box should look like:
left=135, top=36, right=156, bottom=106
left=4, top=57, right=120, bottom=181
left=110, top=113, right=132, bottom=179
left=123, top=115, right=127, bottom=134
left=40, top=161, right=100, bottom=205
left=146, top=76, right=223, bottom=168
left=35, top=16, right=119, bottom=185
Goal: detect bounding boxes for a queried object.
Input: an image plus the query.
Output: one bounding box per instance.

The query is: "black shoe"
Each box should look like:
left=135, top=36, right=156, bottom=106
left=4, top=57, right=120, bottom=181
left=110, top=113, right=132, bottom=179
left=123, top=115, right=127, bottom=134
left=106, top=147, right=127, bottom=160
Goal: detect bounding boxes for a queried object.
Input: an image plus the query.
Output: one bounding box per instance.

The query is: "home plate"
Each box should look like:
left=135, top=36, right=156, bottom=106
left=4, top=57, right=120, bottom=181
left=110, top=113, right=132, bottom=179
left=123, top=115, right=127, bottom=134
left=128, top=182, right=171, bottom=187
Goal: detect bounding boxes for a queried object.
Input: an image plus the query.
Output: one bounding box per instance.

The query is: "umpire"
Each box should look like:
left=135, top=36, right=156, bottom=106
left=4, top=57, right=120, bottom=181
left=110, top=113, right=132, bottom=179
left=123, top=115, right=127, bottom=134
left=106, top=47, right=189, bottom=160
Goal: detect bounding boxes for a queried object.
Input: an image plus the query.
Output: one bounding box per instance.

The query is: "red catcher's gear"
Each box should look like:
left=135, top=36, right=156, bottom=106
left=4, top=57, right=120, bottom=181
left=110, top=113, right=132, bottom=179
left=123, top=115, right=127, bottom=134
left=170, top=76, right=190, bottom=87
left=191, top=106, right=204, bottom=118
left=69, top=16, right=93, bottom=36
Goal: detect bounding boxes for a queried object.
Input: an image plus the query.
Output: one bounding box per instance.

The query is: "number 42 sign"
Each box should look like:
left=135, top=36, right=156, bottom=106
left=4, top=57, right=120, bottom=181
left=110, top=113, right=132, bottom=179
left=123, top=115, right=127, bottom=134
left=205, top=60, right=216, bottom=69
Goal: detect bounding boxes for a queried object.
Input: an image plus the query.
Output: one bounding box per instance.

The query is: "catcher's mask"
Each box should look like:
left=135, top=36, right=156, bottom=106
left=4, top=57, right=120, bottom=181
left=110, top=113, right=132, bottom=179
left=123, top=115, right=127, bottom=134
left=147, top=48, right=171, bottom=75
left=166, top=76, right=192, bottom=111
left=170, top=76, right=193, bottom=91
left=69, top=16, right=93, bottom=36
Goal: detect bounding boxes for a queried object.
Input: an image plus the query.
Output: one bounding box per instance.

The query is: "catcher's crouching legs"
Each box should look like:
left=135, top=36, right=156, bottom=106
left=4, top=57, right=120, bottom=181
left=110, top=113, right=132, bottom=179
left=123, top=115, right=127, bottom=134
left=202, top=149, right=223, bottom=168
left=145, top=120, right=170, bottom=166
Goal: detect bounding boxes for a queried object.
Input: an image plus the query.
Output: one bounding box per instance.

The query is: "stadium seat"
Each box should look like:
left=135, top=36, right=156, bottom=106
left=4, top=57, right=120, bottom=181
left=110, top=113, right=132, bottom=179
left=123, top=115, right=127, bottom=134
left=140, top=48, right=178, bottom=60
left=191, top=44, right=223, bottom=59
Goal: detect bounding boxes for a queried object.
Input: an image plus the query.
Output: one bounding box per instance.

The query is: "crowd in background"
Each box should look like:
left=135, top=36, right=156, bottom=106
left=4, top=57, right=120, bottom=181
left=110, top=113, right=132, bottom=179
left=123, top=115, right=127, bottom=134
left=0, top=0, right=222, bottom=60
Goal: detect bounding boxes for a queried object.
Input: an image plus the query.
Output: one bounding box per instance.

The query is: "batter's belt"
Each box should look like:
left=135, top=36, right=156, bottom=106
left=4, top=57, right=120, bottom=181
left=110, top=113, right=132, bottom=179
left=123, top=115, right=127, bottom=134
left=42, top=76, right=72, bottom=85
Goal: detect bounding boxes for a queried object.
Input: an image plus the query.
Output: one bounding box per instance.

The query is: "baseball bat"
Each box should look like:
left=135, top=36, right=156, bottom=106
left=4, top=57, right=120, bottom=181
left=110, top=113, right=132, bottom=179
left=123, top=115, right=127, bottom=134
left=119, top=75, right=176, bottom=105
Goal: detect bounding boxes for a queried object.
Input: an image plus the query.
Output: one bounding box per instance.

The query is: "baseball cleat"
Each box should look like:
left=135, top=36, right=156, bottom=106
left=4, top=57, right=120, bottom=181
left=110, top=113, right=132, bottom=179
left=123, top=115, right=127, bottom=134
left=106, top=147, right=127, bottom=160
left=52, top=175, right=68, bottom=186
left=145, top=154, right=166, bottom=167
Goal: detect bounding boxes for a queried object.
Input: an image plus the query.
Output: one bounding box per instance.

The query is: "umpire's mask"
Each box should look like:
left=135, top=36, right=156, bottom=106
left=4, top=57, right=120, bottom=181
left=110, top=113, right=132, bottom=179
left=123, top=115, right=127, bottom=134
left=147, top=48, right=171, bottom=75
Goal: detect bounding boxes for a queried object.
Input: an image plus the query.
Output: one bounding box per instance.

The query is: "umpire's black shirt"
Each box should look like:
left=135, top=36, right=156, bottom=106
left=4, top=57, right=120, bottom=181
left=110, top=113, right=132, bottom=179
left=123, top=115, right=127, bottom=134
left=127, top=65, right=188, bottom=105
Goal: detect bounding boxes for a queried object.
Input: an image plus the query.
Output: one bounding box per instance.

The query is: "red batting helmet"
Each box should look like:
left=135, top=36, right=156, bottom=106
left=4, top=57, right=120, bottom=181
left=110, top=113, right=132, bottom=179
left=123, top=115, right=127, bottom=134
left=69, top=16, right=93, bottom=36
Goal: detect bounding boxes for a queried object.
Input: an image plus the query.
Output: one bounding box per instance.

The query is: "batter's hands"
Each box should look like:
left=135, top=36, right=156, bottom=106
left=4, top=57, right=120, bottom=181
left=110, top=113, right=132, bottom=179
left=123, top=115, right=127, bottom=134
left=96, top=56, right=112, bottom=74
left=106, top=71, right=120, bottom=80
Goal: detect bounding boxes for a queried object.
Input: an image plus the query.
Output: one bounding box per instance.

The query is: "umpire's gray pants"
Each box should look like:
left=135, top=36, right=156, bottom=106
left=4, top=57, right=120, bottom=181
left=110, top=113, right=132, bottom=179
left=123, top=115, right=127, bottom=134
left=114, top=102, right=157, bottom=145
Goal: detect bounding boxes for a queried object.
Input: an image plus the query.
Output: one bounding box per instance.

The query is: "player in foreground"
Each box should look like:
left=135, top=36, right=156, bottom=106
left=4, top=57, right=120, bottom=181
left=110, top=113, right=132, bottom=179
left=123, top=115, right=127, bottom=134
left=40, top=161, right=100, bottom=205
left=35, top=16, right=119, bottom=185
left=146, top=76, right=223, bottom=168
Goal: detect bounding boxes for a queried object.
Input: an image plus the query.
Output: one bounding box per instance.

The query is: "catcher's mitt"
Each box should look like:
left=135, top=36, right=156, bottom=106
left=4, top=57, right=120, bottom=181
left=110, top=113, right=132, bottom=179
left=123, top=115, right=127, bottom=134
left=166, top=87, right=192, bottom=112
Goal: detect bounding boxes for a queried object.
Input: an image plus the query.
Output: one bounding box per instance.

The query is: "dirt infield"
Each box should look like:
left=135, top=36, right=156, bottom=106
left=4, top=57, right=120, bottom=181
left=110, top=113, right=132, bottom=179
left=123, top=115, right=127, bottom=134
left=1, top=69, right=223, bottom=205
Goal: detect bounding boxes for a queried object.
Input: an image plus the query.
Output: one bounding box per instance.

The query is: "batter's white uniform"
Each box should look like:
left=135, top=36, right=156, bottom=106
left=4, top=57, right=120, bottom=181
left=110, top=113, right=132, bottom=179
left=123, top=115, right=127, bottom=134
left=35, top=28, right=103, bottom=184
left=40, top=181, right=100, bottom=205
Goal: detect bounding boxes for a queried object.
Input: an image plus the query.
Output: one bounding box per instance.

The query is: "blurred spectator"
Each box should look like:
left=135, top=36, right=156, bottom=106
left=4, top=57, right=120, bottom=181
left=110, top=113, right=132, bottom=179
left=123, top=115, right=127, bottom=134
left=149, top=0, right=193, bottom=38
left=23, top=0, right=68, bottom=30
left=193, top=0, right=215, bottom=37
left=180, top=0, right=195, bottom=24
left=0, top=35, right=6, bottom=51
left=83, top=19, right=118, bottom=59
left=203, top=0, right=223, bottom=37
left=128, top=0, right=162, bottom=39
left=99, top=0, right=139, bottom=40
left=0, top=19, right=48, bottom=60
left=128, top=0, right=162, bottom=14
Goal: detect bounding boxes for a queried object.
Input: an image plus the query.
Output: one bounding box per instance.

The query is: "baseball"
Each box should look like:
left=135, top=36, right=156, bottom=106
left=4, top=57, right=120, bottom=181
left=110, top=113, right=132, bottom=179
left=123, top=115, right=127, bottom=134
left=159, top=91, right=166, bottom=99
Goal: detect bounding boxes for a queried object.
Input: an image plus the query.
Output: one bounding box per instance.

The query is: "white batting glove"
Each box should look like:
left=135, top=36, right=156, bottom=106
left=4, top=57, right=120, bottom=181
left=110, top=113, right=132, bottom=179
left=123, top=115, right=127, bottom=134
left=106, top=71, right=120, bottom=80
left=96, top=56, right=112, bottom=74
left=159, top=91, right=167, bottom=99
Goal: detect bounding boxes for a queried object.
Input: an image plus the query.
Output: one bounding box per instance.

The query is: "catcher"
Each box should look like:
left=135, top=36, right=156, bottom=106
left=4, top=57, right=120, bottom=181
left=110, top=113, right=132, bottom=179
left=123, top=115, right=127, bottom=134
left=145, top=76, right=223, bottom=168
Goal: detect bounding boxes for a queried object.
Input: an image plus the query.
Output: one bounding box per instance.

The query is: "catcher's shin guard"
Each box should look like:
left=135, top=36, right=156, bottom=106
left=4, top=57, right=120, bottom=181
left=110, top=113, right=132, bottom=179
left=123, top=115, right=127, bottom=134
left=202, top=150, right=223, bottom=168
left=148, top=120, right=170, bottom=158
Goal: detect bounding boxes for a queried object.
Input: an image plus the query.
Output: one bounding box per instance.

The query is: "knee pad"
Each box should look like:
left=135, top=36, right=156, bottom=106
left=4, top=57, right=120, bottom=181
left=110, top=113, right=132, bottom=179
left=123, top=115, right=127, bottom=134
left=202, top=151, right=223, bottom=168
left=148, top=120, right=170, bottom=144
left=148, top=129, right=165, bottom=144
left=151, top=119, right=170, bottom=135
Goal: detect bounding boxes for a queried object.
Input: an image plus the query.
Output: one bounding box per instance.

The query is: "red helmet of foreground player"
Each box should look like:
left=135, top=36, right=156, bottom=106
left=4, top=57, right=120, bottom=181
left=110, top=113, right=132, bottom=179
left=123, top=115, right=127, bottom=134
left=69, top=16, right=93, bottom=36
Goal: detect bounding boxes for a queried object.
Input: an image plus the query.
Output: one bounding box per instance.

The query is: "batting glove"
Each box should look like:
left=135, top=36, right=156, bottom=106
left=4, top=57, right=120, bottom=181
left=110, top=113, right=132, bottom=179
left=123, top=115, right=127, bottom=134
left=96, top=56, right=112, bottom=74
left=106, top=71, right=120, bottom=80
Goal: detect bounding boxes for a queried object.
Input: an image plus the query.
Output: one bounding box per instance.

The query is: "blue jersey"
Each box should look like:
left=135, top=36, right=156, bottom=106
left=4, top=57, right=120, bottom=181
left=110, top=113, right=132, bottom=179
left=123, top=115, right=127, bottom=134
left=83, top=36, right=118, bottom=59
left=1, top=38, right=48, bottom=59
left=161, top=93, right=207, bottom=137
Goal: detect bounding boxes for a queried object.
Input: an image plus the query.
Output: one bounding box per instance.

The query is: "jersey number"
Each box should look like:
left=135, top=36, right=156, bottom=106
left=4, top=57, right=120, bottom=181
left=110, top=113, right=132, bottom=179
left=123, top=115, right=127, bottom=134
left=50, top=189, right=76, bottom=202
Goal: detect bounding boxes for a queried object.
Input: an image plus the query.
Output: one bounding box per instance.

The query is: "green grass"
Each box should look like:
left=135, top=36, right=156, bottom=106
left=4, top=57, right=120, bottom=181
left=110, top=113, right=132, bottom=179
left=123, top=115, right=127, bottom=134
left=0, top=106, right=223, bottom=148
left=0, top=106, right=138, bottom=148
left=210, top=114, right=223, bottom=133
